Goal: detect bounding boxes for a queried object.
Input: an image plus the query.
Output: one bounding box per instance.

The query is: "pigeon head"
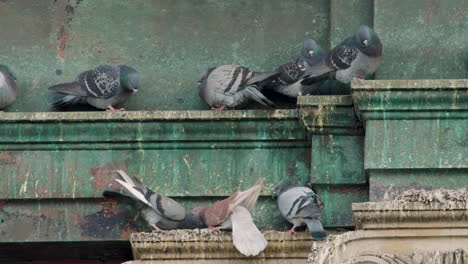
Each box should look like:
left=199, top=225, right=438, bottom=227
left=354, top=25, right=382, bottom=56
left=301, top=39, right=325, bottom=60
left=272, top=179, right=297, bottom=198
left=0, top=64, right=17, bottom=81
left=119, top=65, right=140, bottom=93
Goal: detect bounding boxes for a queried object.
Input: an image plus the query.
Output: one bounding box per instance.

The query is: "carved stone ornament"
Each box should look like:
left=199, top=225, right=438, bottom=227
left=309, top=189, right=468, bottom=264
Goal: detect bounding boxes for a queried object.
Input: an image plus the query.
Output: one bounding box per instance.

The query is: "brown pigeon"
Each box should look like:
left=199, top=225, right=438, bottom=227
left=193, top=178, right=267, bottom=256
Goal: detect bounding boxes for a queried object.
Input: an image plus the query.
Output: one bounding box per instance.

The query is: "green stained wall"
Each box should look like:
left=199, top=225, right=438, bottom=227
left=1, top=0, right=466, bottom=112
left=0, top=0, right=329, bottom=112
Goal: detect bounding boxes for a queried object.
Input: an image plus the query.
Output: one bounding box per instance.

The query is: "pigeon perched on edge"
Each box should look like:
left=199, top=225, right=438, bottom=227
left=198, top=65, right=279, bottom=110
left=192, top=178, right=267, bottom=256
left=0, top=64, right=17, bottom=110
left=265, top=39, right=328, bottom=97
left=273, top=179, right=326, bottom=240
left=48, top=65, right=140, bottom=112
left=103, top=170, right=205, bottom=231
left=306, top=24, right=383, bottom=84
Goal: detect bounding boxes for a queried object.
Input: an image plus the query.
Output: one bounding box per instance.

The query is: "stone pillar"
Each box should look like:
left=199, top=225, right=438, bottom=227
left=298, top=95, right=367, bottom=227
left=352, top=79, right=468, bottom=201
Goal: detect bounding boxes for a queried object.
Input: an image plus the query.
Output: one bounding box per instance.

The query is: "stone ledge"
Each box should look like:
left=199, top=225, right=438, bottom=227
left=130, top=229, right=314, bottom=263
left=352, top=79, right=468, bottom=120
left=0, top=109, right=298, bottom=122
left=352, top=79, right=467, bottom=91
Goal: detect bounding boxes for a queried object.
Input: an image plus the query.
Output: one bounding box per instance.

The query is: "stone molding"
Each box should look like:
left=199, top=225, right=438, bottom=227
left=130, top=230, right=314, bottom=264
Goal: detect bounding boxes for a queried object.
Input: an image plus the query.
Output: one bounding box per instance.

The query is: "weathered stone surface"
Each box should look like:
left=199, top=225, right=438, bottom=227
left=130, top=230, right=315, bottom=264
left=309, top=189, right=468, bottom=264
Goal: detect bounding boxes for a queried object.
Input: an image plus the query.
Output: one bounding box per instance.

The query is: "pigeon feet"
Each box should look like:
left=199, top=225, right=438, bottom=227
left=107, top=106, right=126, bottom=113
left=151, top=224, right=166, bottom=233
left=288, top=226, right=296, bottom=234
left=209, top=226, right=223, bottom=232
left=352, top=77, right=364, bottom=85
left=211, top=106, right=227, bottom=111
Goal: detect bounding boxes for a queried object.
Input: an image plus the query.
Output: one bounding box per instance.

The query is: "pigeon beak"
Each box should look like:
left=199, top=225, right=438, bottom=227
left=308, top=50, right=314, bottom=55
left=132, top=89, right=138, bottom=93
left=363, top=39, right=368, bottom=47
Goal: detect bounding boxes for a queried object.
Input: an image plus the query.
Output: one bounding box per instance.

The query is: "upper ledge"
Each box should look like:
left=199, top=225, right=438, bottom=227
left=297, top=95, right=353, bottom=106
left=352, top=79, right=468, bottom=91
left=0, top=109, right=298, bottom=122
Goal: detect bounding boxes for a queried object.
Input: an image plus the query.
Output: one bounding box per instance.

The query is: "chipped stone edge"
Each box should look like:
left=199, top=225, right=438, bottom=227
left=0, top=109, right=298, bottom=122
left=352, top=79, right=468, bottom=91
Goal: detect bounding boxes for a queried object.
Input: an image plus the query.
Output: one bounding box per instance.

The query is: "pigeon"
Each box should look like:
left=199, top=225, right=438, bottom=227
left=306, top=24, right=383, bottom=84
left=273, top=179, right=326, bottom=240
left=198, top=65, right=278, bottom=110
left=48, top=65, right=140, bottom=112
left=193, top=178, right=267, bottom=256
left=0, top=64, right=17, bottom=110
left=103, top=170, right=205, bottom=231
left=265, top=39, right=328, bottom=97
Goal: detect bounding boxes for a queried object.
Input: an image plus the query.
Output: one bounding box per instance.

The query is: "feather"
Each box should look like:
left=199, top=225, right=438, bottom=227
left=231, top=206, right=267, bottom=256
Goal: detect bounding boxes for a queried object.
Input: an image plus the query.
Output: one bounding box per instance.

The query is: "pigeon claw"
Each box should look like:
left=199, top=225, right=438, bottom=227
left=352, top=77, right=364, bottom=85
left=288, top=226, right=296, bottom=234
left=107, top=106, right=126, bottom=113
left=151, top=224, right=166, bottom=233
left=209, top=226, right=223, bottom=232
left=211, top=106, right=227, bottom=111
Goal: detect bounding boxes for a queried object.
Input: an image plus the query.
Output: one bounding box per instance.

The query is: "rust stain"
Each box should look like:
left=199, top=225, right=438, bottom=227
left=35, top=188, right=49, bottom=197
left=100, top=199, right=118, bottom=217
left=0, top=200, right=6, bottom=209
left=120, top=225, right=136, bottom=239
left=0, top=152, right=20, bottom=168
left=90, top=166, right=121, bottom=190
left=57, top=29, right=68, bottom=57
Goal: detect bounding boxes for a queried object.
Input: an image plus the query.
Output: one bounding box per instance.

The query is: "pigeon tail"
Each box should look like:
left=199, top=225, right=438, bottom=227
left=243, top=86, right=276, bottom=108
left=231, top=178, right=264, bottom=211
left=246, top=71, right=280, bottom=87
left=230, top=206, right=267, bottom=256
left=48, top=90, right=81, bottom=108
left=304, top=218, right=326, bottom=240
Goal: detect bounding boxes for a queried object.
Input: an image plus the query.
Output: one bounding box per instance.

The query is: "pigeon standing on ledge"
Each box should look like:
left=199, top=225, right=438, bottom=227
left=307, top=24, right=383, bottom=84
left=273, top=179, right=326, bottom=240
left=0, top=64, right=17, bottom=110
left=192, top=178, right=267, bottom=256
left=266, top=39, right=327, bottom=97
left=198, top=65, right=278, bottom=110
left=48, top=65, right=140, bottom=112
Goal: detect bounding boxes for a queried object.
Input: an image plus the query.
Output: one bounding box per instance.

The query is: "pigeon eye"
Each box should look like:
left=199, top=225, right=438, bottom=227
left=363, top=39, right=368, bottom=46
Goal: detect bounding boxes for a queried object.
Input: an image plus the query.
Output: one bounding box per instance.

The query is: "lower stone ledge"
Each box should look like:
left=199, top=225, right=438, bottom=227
left=129, top=229, right=315, bottom=264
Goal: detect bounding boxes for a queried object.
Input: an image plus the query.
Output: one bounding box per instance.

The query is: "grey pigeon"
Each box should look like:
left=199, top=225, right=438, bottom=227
left=49, top=65, right=139, bottom=112
left=193, top=178, right=267, bottom=256
left=307, top=24, right=383, bottom=84
left=198, top=65, right=278, bottom=110
left=0, top=64, right=17, bottom=110
left=103, top=170, right=205, bottom=231
left=273, top=179, right=326, bottom=240
left=265, top=39, right=328, bottom=97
